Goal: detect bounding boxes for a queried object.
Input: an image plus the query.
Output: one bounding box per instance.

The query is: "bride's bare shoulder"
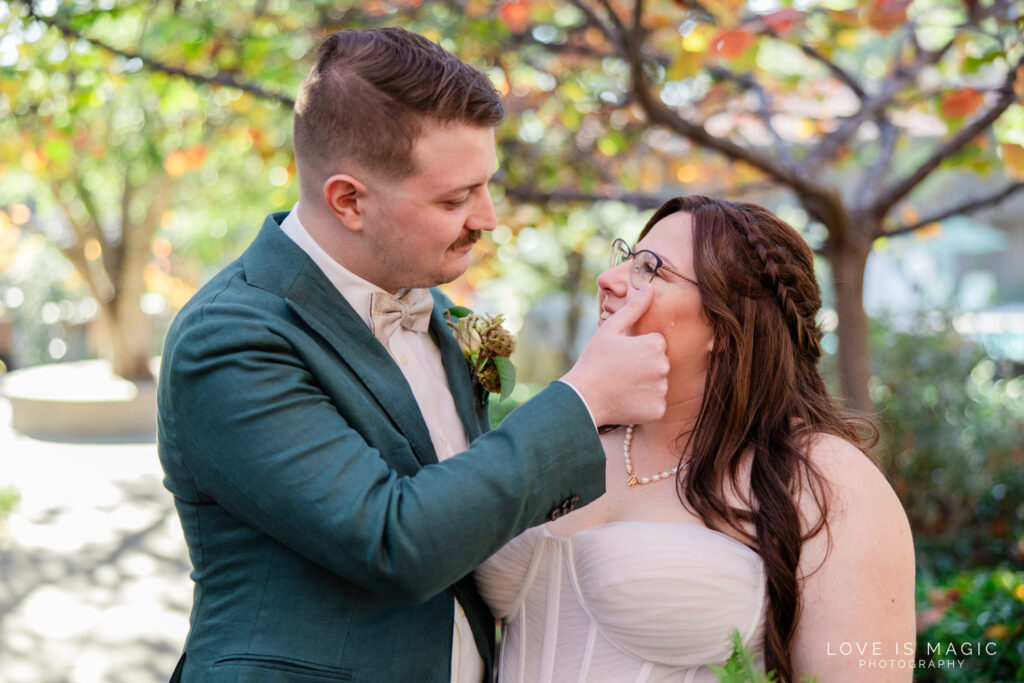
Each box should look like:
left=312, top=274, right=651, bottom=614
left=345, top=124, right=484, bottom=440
left=799, top=432, right=889, bottom=502
left=797, top=432, right=910, bottom=557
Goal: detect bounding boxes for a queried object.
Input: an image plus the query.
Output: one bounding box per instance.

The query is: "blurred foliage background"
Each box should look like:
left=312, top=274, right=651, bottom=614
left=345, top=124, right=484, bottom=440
left=1, top=0, right=1023, bottom=679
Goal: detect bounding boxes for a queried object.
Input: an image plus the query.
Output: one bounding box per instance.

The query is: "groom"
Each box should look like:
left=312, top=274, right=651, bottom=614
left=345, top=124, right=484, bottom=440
left=158, top=27, right=668, bottom=682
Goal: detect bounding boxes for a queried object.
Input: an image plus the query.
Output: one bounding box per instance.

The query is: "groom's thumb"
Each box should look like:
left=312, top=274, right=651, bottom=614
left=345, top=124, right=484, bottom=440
left=603, top=287, right=654, bottom=335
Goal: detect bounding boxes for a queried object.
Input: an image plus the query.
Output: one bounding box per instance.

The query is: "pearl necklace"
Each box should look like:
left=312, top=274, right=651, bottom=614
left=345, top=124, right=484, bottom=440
left=623, top=424, right=688, bottom=487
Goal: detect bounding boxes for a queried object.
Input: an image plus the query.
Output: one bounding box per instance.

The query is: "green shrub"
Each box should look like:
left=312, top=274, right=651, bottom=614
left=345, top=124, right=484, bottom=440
left=914, top=568, right=1024, bottom=682
left=864, top=315, right=1024, bottom=578
left=709, top=565, right=1024, bottom=683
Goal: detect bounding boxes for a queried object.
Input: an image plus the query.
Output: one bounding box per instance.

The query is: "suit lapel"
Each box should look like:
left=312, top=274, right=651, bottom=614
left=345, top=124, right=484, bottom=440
left=428, top=294, right=485, bottom=442
left=243, top=215, right=439, bottom=467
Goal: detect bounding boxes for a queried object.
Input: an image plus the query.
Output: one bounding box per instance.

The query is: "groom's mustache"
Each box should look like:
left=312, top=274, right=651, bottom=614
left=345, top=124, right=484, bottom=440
left=450, top=230, right=482, bottom=250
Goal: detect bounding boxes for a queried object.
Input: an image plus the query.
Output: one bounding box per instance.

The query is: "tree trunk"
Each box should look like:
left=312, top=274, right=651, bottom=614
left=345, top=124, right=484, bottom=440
left=560, top=249, right=585, bottom=373
left=92, top=176, right=168, bottom=382
left=826, top=231, right=874, bottom=415
left=92, top=208, right=156, bottom=381
left=97, top=293, right=153, bottom=381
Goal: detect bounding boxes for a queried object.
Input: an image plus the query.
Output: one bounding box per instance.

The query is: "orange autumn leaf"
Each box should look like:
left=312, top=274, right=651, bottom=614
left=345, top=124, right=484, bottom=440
left=985, top=624, right=1010, bottom=640
left=866, top=0, right=911, bottom=34
left=1001, top=143, right=1024, bottom=181
left=701, top=0, right=746, bottom=27
left=915, top=222, right=943, bottom=239
left=940, top=89, right=984, bottom=119
left=710, top=29, right=754, bottom=60
left=827, top=9, right=861, bottom=27
left=498, top=0, right=530, bottom=34
left=184, top=144, right=207, bottom=170
left=363, top=1, right=388, bottom=17
left=164, top=150, right=188, bottom=177
left=152, top=236, right=173, bottom=260
left=1015, top=65, right=1024, bottom=100
left=762, top=9, right=803, bottom=35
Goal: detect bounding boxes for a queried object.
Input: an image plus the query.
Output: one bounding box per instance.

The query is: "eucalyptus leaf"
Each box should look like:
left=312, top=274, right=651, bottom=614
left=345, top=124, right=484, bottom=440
left=447, top=305, right=473, bottom=318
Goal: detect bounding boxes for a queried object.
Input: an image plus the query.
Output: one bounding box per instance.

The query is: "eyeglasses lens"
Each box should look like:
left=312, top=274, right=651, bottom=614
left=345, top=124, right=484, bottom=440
left=611, top=240, right=630, bottom=268
left=631, top=252, right=659, bottom=289
left=610, top=240, right=660, bottom=289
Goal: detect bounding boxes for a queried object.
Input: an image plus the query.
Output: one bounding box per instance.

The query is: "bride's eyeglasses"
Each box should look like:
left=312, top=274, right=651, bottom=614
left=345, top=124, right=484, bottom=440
left=609, top=238, right=699, bottom=289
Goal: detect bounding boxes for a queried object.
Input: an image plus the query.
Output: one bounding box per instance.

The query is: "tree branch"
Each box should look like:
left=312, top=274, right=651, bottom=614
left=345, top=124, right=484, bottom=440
left=722, top=179, right=784, bottom=198
left=893, top=85, right=1011, bottom=109
left=497, top=175, right=671, bottom=210
left=706, top=65, right=795, bottom=166
left=111, top=164, right=135, bottom=291
left=879, top=182, right=1024, bottom=239
left=46, top=180, right=116, bottom=302
left=119, top=172, right=172, bottom=298
left=38, top=180, right=108, bottom=305
left=509, top=26, right=615, bottom=60
left=567, top=0, right=618, bottom=47
left=612, top=19, right=855, bottom=233
left=873, top=56, right=1021, bottom=216
left=632, top=0, right=644, bottom=31
left=801, top=36, right=954, bottom=172
left=856, top=116, right=898, bottom=209
left=797, top=42, right=866, bottom=100
left=67, top=176, right=104, bottom=245
left=627, top=45, right=831, bottom=203
left=57, top=244, right=107, bottom=304
left=595, top=0, right=629, bottom=38
left=26, top=3, right=295, bottom=107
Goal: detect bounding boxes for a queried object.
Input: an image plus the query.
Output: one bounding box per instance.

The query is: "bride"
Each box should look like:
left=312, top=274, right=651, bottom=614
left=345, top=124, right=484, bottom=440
left=475, top=196, right=915, bottom=682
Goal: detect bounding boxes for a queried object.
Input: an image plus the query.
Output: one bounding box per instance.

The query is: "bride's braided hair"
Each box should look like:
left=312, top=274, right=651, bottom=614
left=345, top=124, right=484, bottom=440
left=739, top=211, right=824, bottom=361
left=635, top=196, right=876, bottom=682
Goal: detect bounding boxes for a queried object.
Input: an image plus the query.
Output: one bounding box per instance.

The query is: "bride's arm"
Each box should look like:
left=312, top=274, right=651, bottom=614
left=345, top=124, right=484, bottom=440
left=789, top=434, right=916, bottom=682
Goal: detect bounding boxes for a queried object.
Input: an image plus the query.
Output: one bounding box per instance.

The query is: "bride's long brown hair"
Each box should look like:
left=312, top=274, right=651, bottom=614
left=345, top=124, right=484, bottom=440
left=637, top=196, right=877, bottom=681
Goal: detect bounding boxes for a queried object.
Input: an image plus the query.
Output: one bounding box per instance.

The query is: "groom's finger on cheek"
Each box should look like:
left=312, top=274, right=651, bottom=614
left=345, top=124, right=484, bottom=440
left=634, top=333, right=669, bottom=397
left=606, top=330, right=669, bottom=424
left=601, top=287, right=653, bottom=336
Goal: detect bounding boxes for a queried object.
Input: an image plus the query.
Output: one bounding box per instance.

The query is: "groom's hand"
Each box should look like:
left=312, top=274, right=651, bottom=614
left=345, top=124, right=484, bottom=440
left=561, top=287, right=669, bottom=427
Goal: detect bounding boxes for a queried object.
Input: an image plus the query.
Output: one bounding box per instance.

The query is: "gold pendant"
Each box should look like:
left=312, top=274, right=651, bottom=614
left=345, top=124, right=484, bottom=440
left=627, top=473, right=639, bottom=487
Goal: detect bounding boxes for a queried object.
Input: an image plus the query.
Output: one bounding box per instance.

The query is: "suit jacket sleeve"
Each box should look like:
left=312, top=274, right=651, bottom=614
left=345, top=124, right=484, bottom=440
left=159, top=296, right=604, bottom=605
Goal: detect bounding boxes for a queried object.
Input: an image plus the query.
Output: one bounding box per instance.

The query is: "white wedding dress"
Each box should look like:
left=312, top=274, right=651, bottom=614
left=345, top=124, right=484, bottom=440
left=475, top=520, right=767, bottom=683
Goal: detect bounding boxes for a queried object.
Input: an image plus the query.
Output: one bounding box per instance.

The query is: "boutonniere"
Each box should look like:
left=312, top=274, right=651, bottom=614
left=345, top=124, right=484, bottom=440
left=445, top=306, right=517, bottom=402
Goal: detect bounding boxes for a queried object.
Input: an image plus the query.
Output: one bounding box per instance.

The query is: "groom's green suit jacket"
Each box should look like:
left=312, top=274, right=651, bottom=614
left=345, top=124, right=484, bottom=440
left=157, top=212, right=605, bottom=682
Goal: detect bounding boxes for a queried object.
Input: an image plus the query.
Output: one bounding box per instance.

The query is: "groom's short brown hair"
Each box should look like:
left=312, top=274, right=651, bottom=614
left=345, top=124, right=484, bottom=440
left=293, top=27, right=503, bottom=190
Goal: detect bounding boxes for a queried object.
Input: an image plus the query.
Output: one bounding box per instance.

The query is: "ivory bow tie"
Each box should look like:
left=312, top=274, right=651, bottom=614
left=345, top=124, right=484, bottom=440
left=369, top=288, right=434, bottom=350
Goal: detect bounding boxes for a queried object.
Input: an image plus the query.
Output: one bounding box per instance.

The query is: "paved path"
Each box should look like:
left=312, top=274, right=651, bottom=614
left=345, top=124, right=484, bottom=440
left=0, top=398, right=190, bottom=683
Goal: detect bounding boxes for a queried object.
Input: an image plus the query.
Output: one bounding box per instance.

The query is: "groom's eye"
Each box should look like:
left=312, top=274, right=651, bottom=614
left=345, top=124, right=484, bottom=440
left=443, top=195, right=471, bottom=209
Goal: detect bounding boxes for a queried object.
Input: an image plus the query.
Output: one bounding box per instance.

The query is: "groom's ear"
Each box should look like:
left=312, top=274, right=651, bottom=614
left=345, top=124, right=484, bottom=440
left=323, top=173, right=367, bottom=232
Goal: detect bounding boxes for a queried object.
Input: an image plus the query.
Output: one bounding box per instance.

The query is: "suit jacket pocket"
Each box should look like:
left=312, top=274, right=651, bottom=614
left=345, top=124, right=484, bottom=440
left=212, top=654, right=354, bottom=681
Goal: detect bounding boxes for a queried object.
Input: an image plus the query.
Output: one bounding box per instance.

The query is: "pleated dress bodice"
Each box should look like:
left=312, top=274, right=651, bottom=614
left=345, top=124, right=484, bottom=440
left=475, top=521, right=767, bottom=683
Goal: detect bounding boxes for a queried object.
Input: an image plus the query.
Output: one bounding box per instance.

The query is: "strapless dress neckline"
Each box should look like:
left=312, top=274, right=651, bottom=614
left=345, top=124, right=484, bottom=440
left=476, top=519, right=767, bottom=683
left=540, top=518, right=756, bottom=546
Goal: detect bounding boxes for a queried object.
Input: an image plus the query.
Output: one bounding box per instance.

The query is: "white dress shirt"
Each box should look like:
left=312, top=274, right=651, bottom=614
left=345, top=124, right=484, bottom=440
left=280, top=205, right=485, bottom=683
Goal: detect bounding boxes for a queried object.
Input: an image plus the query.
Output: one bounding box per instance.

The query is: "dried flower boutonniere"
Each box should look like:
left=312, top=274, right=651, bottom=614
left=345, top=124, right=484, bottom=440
left=445, top=306, right=517, bottom=402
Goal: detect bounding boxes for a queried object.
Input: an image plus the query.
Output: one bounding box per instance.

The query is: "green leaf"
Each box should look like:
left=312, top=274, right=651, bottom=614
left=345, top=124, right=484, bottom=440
left=0, top=485, right=20, bottom=526
left=709, top=629, right=777, bottom=682
left=446, top=305, right=472, bottom=318
left=42, top=138, right=72, bottom=163
left=493, top=355, right=516, bottom=402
